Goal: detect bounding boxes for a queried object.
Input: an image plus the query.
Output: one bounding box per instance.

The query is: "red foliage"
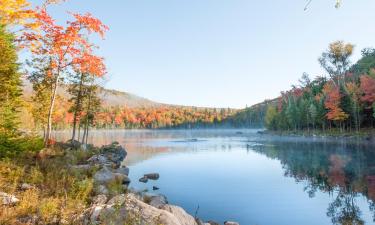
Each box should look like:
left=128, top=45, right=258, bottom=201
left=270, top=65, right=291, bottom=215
left=360, top=75, right=375, bottom=104
left=323, top=82, right=349, bottom=121
left=23, top=8, right=108, bottom=78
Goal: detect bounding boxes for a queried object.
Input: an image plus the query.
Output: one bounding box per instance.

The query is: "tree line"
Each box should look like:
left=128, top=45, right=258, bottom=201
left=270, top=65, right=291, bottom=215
left=263, top=41, right=375, bottom=133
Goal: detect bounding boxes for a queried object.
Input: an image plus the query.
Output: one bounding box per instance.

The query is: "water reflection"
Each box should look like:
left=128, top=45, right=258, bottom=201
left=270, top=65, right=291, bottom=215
left=253, top=141, right=375, bottom=225
left=54, top=129, right=375, bottom=224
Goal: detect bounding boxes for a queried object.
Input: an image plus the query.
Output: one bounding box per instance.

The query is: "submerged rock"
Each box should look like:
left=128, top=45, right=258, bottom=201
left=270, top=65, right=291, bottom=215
left=153, top=186, right=160, bottom=190
left=144, top=173, right=160, bottom=180
left=206, top=221, right=220, bottom=225
left=139, top=176, right=148, bottom=183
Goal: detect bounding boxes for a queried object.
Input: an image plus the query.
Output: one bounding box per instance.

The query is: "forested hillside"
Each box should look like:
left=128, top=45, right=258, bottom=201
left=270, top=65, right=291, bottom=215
left=20, top=80, right=237, bottom=130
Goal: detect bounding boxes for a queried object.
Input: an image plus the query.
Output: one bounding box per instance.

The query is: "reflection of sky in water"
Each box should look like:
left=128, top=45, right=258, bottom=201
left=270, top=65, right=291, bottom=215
left=54, top=129, right=375, bottom=225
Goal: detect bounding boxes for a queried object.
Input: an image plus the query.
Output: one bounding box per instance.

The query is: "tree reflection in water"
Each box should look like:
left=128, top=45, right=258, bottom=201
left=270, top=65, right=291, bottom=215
left=253, top=141, right=375, bottom=225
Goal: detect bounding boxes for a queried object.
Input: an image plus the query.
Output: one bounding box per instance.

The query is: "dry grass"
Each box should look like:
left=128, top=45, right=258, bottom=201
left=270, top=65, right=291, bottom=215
left=0, top=147, right=96, bottom=225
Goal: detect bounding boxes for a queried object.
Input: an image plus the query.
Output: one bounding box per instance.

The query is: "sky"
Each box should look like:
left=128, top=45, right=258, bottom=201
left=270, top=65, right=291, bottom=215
left=30, top=0, right=375, bottom=108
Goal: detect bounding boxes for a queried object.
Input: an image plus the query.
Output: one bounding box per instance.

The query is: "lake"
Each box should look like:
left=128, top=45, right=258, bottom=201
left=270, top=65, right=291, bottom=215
left=55, top=129, right=375, bottom=225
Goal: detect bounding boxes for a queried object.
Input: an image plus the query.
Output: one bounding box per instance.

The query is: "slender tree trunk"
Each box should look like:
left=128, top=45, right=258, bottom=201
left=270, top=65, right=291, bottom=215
left=71, top=73, right=84, bottom=142
left=45, top=72, right=60, bottom=147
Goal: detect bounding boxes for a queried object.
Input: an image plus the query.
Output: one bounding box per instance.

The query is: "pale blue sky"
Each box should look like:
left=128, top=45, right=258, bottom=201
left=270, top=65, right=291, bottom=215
left=31, top=0, right=375, bottom=108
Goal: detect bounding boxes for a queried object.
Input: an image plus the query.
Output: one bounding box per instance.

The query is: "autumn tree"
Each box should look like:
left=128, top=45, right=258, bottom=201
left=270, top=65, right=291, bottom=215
left=265, top=105, right=278, bottom=130
left=24, top=8, right=108, bottom=145
left=323, top=82, right=349, bottom=131
left=360, top=74, right=375, bottom=120
left=345, top=81, right=362, bottom=131
left=319, top=41, right=354, bottom=86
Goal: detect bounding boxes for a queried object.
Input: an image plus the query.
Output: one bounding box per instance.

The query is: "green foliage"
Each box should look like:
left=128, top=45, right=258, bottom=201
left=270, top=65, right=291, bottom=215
left=265, top=105, right=278, bottom=130
left=0, top=25, right=22, bottom=136
left=0, top=134, right=43, bottom=158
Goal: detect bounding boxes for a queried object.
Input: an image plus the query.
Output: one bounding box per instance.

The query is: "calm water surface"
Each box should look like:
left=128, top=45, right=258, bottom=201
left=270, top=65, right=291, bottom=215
left=55, top=129, right=375, bottom=225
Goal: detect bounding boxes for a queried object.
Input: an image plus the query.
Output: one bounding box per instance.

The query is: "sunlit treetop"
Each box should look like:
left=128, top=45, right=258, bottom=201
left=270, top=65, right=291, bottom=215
left=0, top=0, right=35, bottom=28
left=22, top=7, right=109, bottom=77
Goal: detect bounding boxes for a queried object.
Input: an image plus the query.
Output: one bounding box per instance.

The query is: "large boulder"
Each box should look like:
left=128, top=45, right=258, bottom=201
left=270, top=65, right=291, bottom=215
left=125, top=193, right=198, bottom=225
left=93, top=166, right=130, bottom=185
left=148, top=194, right=168, bottom=209
left=100, top=142, right=127, bottom=166
left=161, top=204, right=198, bottom=225
left=224, top=221, right=240, bottom=225
left=114, top=166, right=129, bottom=176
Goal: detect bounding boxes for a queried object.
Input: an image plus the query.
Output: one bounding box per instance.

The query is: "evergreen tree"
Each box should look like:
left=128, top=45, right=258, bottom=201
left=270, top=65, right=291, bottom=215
left=0, top=25, right=22, bottom=136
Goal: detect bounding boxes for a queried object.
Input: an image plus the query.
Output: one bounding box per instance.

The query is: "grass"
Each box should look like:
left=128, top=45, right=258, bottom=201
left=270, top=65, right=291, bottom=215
left=0, top=143, right=97, bottom=225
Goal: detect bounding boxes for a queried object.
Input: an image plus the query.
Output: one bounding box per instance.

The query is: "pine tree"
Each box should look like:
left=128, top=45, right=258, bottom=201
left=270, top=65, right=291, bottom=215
left=0, top=25, right=22, bottom=136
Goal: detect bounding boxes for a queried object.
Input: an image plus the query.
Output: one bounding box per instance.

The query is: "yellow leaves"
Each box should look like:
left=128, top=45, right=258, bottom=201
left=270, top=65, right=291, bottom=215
left=0, top=0, right=34, bottom=27
left=329, top=41, right=354, bottom=58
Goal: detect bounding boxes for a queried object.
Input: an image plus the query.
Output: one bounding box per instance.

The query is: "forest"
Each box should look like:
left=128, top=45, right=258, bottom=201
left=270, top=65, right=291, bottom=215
left=245, top=41, right=375, bottom=133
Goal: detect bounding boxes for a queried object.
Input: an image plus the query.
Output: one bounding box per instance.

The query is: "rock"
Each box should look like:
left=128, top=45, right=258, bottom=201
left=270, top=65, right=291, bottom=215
left=224, top=221, right=240, bottom=225
left=90, top=205, right=104, bottom=222
left=20, top=183, right=33, bottom=190
left=144, top=173, right=160, bottom=180
left=114, top=166, right=129, bottom=176
left=125, top=193, right=198, bottom=225
left=87, top=155, right=110, bottom=165
left=94, top=166, right=129, bottom=185
left=161, top=204, right=198, bottom=225
left=107, top=194, right=126, bottom=206
left=100, top=143, right=127, bottom=163
left=93, top=195, right=108, bottom=205
left=148, top=194, right=168, bottom=209
left=95, top=185, right=109, bottom=195
left=0, top=192, right=19, bottom=205
left=153, top=186, right=160, bottom=190
left=139, top=176, right=148, bottom=183
left=206, top=221, right=220, bottom=225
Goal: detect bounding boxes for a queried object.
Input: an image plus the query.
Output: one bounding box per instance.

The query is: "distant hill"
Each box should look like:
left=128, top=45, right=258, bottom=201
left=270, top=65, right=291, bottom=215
left=22, top=79, right=163, bottom=108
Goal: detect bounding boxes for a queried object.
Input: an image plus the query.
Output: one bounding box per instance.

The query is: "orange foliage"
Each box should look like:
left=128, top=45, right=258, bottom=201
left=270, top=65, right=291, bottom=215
left=323, top=82, right=349, bottom=122
left=23, top=8, right=108, bottom=78
left=360, top=75, right=375, bottom=104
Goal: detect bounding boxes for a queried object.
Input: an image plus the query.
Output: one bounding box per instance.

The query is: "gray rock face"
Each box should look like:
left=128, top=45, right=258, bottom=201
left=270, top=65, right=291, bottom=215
left=148, top=194, right=168, bottom=209
left=100, top=142, right=127, bottom=166
left=125, top=193, right=198, bottom=225
left=95, top=185, right=109, bottom=195
left=114, top=166, right=129, bottom=176
left=93, top=166, right=130, bottom=185
left=0, top=192, right=19, bottom=205
left=87, top=155, right=110, bottom=165
left=224, top=221, right=240, bottom=225
left=144, top=173, right=160, bottom=180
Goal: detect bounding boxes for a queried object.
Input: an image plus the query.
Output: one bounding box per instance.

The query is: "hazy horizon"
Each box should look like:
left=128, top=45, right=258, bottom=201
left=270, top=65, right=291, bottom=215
left=30, top=0, right=375, bottom=108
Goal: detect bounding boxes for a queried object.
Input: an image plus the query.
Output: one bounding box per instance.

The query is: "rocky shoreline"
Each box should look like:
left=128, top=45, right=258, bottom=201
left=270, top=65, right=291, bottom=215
left=1, top=141, right=239, bottom=225
left=69, top=142, right=239, bottom=225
